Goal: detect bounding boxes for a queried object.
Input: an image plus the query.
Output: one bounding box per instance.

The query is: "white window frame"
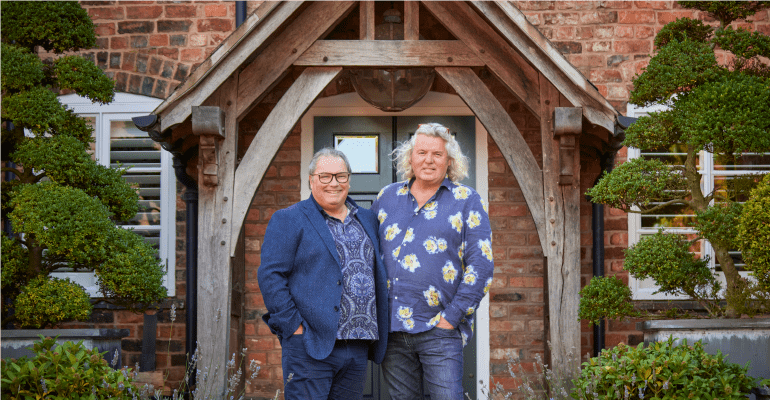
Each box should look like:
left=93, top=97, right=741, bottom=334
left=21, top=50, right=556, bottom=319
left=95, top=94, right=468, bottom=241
left=54, top=93, right=175, bottom=297
left=626, top=104, right=760, bottom=300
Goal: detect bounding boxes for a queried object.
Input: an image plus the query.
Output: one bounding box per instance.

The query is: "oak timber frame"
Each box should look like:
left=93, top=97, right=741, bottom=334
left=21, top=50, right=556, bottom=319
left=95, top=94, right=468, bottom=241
left=151, top=1, right=621, bottom=395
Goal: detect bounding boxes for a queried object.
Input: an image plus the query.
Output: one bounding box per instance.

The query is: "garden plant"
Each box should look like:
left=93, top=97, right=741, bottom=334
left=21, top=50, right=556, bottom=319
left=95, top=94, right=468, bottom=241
left=1, top=1, right=167, bottom=329
left=581, top=1, right=770, bottom=321
left=572, top=336, right=757, bottom=400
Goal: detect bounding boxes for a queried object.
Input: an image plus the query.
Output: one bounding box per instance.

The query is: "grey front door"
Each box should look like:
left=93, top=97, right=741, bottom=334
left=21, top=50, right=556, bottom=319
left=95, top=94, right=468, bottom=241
left=315, top=115, right=478, bottom=400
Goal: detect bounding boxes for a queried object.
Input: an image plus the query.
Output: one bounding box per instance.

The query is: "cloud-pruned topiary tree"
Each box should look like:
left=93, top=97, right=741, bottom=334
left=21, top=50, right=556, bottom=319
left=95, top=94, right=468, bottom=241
left=582, top=1, right=770, bottom=320
left=1, top=1, right=167, bottom=329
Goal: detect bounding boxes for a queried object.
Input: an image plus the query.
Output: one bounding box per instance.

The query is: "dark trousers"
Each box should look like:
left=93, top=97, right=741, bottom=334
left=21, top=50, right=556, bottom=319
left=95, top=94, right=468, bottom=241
left=382, top=328, right=464, bottom=400
left=281, top=335, right=370, bottom=400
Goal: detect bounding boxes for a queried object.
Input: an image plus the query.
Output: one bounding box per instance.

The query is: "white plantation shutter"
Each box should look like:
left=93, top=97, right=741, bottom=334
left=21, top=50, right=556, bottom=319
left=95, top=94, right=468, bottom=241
left=54, top=93, right=174, bottom=297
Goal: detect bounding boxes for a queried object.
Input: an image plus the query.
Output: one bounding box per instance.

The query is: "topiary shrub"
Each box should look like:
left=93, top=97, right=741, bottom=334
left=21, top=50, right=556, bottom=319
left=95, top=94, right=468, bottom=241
left=1, top=1, right=167, bottom=329
left=572, top=337, right=757, bottom=400
left=0, top=336, right=143, bottom=399
left=584, top=1, right=770, bottom=319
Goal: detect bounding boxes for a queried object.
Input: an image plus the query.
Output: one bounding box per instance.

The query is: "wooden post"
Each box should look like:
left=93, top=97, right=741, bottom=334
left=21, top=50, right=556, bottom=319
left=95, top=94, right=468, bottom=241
left=360, top=1, right=374, bottom=40
left=540, top=76, right=581, bottom=380
left=192, top=75, right=238, bottom=397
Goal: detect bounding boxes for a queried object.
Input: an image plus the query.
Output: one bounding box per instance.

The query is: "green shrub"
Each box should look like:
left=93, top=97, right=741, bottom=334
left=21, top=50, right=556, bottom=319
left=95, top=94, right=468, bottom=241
left=572, top=337, right=757, bottom=400
left=579, top=276, right=639, bottom=326
left=738, top=174, right=770, bottom=293
left=0, top=336, right=139, bottom=399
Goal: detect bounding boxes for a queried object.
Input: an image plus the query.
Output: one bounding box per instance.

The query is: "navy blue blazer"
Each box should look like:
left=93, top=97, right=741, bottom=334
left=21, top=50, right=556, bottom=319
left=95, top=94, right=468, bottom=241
left=258, top=196, right=389, bottom=363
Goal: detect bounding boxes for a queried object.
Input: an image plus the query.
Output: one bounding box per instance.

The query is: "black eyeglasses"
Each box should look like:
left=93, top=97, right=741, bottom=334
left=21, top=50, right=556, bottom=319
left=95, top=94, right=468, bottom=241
left=312, top=172, right=351, bottom=184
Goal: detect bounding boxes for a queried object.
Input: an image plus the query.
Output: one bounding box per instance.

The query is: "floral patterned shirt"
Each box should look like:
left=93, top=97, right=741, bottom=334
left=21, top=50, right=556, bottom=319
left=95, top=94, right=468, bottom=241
left=371, top=178, right=494, bottom=346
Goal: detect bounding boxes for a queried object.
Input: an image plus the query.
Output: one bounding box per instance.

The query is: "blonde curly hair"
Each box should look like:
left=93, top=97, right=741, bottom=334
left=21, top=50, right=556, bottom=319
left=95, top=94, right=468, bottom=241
left=392, top=122, right=469, bottom=183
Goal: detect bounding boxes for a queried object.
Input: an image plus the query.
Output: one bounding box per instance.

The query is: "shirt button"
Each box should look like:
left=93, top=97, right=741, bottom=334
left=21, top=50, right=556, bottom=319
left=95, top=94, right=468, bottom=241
left=337, top=280, right=341, bottom=285
left=395, top=296, right=398, bottom=300
left=334, top=306, right=339, bottom=312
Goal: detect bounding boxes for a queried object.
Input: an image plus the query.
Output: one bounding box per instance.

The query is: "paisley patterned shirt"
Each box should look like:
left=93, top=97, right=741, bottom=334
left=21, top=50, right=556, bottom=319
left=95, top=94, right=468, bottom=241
left=322, top=201, right=378, bottom=340
left=371, top=178, right=494, bottom=346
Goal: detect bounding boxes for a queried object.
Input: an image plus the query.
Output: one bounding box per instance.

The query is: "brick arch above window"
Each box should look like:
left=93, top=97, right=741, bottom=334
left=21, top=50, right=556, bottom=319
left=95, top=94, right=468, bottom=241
left=81, top=50, right=194, bottom=100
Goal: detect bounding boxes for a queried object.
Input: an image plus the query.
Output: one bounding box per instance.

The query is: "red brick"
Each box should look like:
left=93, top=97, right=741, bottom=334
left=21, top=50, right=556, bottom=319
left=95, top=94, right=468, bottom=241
left=247, top=338, right=277, bottom=351
left=157, top=47, right=178, bottom=60
left=165, top=4, right=197, bottom=18
left=619, top=10, right=656, bottom=24
left=95, top=22, right=116, bottom=36
left=509, top=276, right=544, bottom=288
left=111, top=37, right=128, bottom=49
left=205, top=3, right=229, bottom=17
left=180, top=48, right=204, bottom=62
left=89, top=7, right=125, bottom=20
left=126, top=5, right=162, bottom=19
left=197, top=18, right=233, bottom=32
left=635, top=1, right=671, bottom=10
left=589, top=69, right=623, bottom=83
left=613, top=40, right=652, bottom=54
left=149, top=34, right=168, bottom=47
left=489, top=204, right=528, bottom=217
left=615, top=25, right=634, bottom=38
left=657, top=10, right=696, bottom=25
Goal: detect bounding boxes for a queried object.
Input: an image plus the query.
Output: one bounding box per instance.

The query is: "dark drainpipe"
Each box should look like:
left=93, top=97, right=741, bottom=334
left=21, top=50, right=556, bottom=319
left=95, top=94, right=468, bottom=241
left=132, top=115, right=199, bottom=391
left=591, top=115, right=635, bottom=357
left=236, top=1, right=247, bottom=27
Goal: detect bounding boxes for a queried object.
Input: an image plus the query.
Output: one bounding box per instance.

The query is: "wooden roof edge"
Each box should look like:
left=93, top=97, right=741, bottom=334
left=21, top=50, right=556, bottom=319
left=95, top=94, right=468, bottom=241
left=151, top=1, right=288, bottom=120
left=472, top=1, right=620, bottom=134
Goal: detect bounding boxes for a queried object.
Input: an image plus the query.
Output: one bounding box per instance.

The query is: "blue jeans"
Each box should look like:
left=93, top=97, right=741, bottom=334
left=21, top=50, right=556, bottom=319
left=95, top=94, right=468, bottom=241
left=281, top=335, right=370, bottom=400
left=381, top=328, right=464, bottom=400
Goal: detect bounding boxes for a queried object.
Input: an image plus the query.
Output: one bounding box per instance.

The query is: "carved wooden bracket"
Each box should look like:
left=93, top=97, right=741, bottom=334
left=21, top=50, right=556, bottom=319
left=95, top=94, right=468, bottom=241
left=553, top=107, right=582, bottom=186
left=192, top=106, right=226, bottom=187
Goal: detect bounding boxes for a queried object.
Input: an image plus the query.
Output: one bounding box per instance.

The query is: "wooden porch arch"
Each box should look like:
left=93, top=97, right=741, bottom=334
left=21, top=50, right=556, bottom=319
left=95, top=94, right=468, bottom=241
left=148, top=1, right=621, bottom=395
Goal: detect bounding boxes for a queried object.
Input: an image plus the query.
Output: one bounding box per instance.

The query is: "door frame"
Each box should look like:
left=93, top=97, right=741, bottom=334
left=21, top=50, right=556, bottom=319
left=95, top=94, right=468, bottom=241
left=300, top=91, right=490, bottom=399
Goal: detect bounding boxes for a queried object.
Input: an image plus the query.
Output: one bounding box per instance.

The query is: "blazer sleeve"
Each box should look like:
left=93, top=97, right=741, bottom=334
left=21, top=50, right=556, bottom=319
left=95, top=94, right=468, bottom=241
left=257, top=209, right=303, bottom=338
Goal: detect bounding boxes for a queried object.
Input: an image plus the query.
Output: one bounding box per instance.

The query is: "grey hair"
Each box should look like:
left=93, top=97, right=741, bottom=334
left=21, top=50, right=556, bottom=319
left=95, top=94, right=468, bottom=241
left=308, top=148, right=352, bottom=189
left=392, top=122, right=469, bottom=183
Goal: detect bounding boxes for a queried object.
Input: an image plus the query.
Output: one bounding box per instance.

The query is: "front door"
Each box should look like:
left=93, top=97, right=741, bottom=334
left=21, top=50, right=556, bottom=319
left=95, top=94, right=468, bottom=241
left=315, top=115, right=478, bottom=400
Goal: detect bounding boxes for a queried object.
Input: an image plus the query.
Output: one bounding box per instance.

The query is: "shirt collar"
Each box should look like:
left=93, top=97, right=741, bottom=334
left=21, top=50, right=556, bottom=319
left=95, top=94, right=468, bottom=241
left=404, top=177, right=455, bottom=192
left=311, top=195, right=358, bottom=220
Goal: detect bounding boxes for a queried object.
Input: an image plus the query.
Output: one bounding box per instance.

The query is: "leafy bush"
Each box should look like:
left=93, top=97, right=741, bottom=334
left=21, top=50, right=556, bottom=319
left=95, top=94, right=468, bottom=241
left=572, top=337, right=757, bottom=400
left=1, top=1, right=166, bottom=328
left=579, top=276, right=639, bottom=326
left=738, top=174, right=770, bottom=294
left=0, top=336, right=140, bottom=399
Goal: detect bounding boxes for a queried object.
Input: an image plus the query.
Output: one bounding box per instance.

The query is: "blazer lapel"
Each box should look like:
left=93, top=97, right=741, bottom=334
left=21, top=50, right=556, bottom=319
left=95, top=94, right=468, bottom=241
left=300, top=198, right=342, bottom=267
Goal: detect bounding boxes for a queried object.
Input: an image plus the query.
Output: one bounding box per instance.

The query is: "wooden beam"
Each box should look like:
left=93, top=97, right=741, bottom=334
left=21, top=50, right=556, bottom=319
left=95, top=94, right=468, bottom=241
left=540, top=76, right=581, bottom=380
left=471, top=1, right=617, bottom=134
left=436, top=67, right=547, bottom=250
left=294, top=40, right=484, bottom=67
left=157, top=2, right=300, bottom=132
left=236, top=1, right=355, bottom=120
left=230, top=67, right=343, bottom=256
left=360, top=1, right=375, bottom=40
left=404, top=1, right=419, bottom=40
left=423, top=1, right=541, bottom=117
left=195, top=74, right=239, bottom=397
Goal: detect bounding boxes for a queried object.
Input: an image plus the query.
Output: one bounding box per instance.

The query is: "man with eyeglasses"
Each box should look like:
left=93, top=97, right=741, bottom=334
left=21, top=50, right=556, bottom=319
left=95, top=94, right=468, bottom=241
left=258, top=148, right=389, bottom=400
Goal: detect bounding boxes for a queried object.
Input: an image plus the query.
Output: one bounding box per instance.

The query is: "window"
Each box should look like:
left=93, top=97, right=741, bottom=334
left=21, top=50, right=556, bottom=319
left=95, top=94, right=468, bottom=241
left=626, top=104, right=769, bottom=300
left=54, top=93, right=175, bottom=297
